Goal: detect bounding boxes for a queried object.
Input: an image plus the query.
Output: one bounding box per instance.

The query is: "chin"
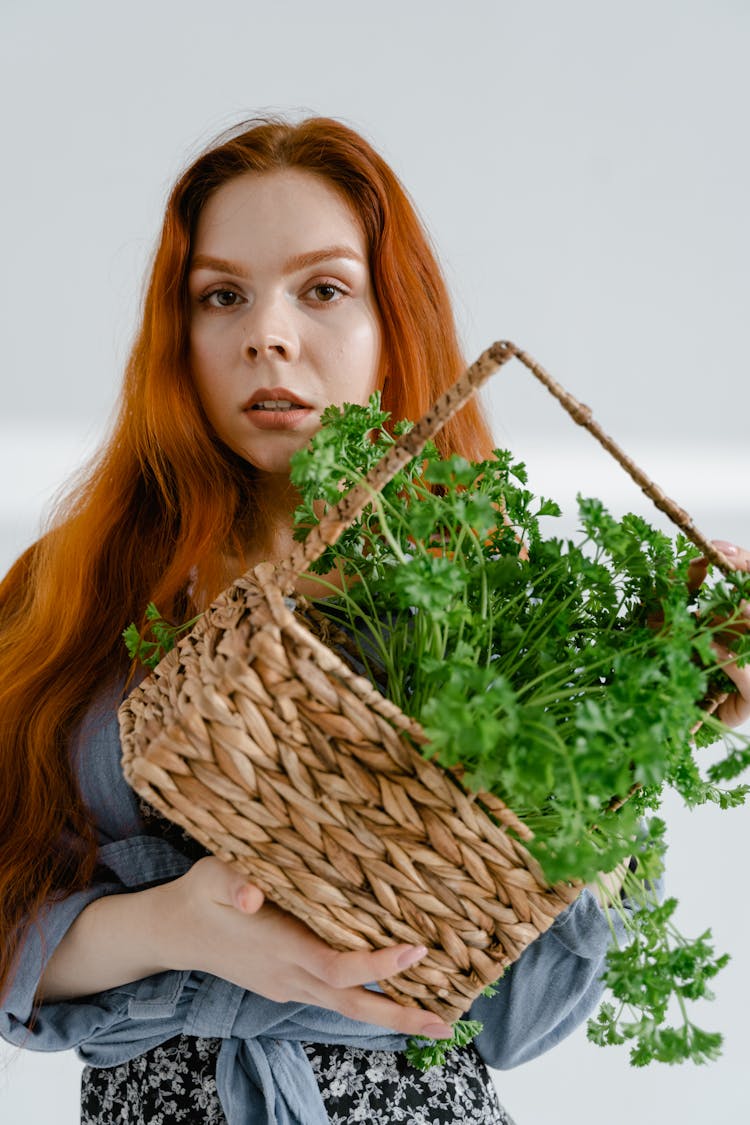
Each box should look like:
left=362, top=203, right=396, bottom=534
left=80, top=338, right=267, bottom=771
left=233, top=448, right=296, bottom=478
left=224, top=429, right=314, bottom=478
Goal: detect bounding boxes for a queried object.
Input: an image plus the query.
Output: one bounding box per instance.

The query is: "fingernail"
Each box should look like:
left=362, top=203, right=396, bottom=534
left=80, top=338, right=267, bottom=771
left=712, top=541, right=738, bottom=556
left=421, top=1022, right=454, bottom=1039
left=397, top=945, right=428, bottom=970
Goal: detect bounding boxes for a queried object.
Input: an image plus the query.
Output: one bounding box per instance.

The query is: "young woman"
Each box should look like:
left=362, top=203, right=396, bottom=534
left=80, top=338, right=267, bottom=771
left=1, top=116, right=748, bottom=1125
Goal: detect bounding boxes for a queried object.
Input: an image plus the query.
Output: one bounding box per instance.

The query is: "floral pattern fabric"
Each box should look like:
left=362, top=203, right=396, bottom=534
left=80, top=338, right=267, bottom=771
left=80, top=1035, right=226, bottom=1125
left=81, top=1034, right=517, bottom=1124
left=303, top=1040, right=516, bottom=1125
left=81, top=804, right=516, bottom=1122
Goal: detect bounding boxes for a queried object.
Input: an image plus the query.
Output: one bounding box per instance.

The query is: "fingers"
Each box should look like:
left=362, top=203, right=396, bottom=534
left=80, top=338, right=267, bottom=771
left=311, top=942, right=428, bottom=991
left=588, top=861, right=630, bottom=907
left=195, top=856, right=266, bottom=915
left=687, top=555, right=708, bottom=593
left=713, top=642, right=750, bottom=728
left=234, top=882, right=265, bottom=914
left=711, top=541, right=750, bottom=572
left=692, top=541, right=750, bottom=586
left=189, top=863, right=453, bottom=1038
left=305, top=941, right=454, bottom=1038
left=272, top=941, right=454, bottom=1038
left=308, top=981, right=454, bottom=1039
left=262, top=925, right=454, bottom=1037
left=205, top=879, right=453, bottom=1036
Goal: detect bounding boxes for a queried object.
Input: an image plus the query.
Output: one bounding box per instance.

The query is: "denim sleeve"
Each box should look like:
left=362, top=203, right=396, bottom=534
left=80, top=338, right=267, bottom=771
left=0, top=876, right=125, bottom=1045
left=0, top=680, right=191, bottom=1046
left=0, top=832, right=193, bottom=1051
left=470, top=887, right=625, bottom=1069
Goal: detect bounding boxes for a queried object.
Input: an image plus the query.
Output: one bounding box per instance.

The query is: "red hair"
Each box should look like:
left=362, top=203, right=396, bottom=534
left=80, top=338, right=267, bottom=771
left=0, top=115, right=494, bottom=1000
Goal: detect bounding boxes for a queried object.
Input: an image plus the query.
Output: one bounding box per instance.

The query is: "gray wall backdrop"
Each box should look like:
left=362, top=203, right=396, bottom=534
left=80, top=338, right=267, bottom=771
left=1, top=2, right=748, bottom=1122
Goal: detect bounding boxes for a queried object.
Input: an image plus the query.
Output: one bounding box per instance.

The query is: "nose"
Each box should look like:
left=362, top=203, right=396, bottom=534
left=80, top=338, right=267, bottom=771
left=242, top=295, right=299, bottom=363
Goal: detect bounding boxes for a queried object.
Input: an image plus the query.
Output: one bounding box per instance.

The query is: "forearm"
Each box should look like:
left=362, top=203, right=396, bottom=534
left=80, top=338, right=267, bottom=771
left=35, top=883, right=171, bottom=1003
left=34, top=856, right=456, bottom=1042
left=472, top=888, right=614, bottom=1069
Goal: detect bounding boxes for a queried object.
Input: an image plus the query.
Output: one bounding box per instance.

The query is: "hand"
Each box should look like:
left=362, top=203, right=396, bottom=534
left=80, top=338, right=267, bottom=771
left=587, top=859, right=631, bottom=909
left=687, top=539, right=750, bottom=730
left=158, top=855, right=453, bottom=1040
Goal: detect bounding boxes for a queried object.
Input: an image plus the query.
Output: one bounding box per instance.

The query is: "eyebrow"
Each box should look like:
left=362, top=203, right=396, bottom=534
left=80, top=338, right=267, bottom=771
left=189, top=245, right=366, bottom=278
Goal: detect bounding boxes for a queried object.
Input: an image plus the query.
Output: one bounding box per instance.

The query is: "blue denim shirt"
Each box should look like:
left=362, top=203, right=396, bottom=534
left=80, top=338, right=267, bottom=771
left=0, top=682, right=638, bottom=1125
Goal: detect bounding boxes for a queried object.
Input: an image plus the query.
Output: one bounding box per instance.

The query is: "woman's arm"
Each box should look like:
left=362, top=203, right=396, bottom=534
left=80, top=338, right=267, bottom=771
left=34, top=881, right=172, bottom=1003
left=35, top=855, right=454, bottom=1040
left=470, top=886, right=636, bottom=1069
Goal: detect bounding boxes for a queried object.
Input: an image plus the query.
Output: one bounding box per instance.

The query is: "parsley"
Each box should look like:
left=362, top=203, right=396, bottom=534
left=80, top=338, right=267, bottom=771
left=405, top=1019, right=485, bottom=1071
left=123, top=602, right=200, bottom=670
left=288, top=392, right=750, bottom=1070
left=124, top=393, right=750, bottom=1071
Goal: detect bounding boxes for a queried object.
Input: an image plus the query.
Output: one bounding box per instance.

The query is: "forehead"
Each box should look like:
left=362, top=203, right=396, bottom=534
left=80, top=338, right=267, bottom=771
left=193, top=168, right=367, bottom=257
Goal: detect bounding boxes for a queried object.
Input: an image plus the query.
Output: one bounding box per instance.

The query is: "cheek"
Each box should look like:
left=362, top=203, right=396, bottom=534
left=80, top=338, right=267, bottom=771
left=189, top=327, right=227, bottom=392
left=333, top=315, right=382, bottom=397
left=189, top=357, right=224, bottom=430
left=190, top=328, right=223, bottom=371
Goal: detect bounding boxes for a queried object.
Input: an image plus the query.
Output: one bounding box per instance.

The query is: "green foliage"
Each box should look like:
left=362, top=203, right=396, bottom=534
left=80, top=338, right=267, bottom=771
left=587, top=894, right=729, bottom=1065
left=288, top=392, right=750, bottom=1069
left=405, top=1020, right=484, bottom=1071
left=123, top=603, right=200, bottom=670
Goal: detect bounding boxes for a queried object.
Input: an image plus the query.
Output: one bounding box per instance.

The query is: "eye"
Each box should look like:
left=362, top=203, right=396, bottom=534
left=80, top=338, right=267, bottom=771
left=199, top=287, right=244, bottom=308
left=305, top=282, right=346, bottom=303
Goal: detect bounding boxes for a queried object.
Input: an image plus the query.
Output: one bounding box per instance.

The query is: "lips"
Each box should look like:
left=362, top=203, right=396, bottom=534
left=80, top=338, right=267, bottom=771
left=242, top=387, right=315, bottom=431
left=243, top=387, right=314, bottom=411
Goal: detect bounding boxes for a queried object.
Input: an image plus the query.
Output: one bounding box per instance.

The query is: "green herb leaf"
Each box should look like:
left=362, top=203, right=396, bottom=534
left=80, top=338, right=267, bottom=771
left=405, top=1020, right=485, bottom=1071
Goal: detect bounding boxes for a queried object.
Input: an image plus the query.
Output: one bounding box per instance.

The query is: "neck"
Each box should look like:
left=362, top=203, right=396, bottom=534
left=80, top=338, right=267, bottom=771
left=253, top=472, right=299, bottom=547
left=227, top=472, right=346, bottom=601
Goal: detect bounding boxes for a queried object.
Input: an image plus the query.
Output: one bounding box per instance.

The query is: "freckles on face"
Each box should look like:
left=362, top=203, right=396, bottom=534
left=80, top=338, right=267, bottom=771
left=187, top=169, right=383, bottom=476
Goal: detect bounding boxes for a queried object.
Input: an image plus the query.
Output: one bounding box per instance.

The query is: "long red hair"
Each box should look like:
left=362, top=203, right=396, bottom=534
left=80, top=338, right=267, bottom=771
left=0, top=115, right=494, bottom=1000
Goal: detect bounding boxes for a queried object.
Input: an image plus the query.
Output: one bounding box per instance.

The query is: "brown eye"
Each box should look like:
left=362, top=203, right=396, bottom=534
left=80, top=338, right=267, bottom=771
left=309, top=283, right=344, bottom=303
left=213, top=289, right=240, bottom=306
left=200, top=288, right=242, bottom=308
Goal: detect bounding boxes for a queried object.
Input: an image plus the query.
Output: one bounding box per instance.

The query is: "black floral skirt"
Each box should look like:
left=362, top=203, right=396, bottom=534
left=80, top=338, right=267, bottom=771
left=80, top=1035, right=517, bottom=1124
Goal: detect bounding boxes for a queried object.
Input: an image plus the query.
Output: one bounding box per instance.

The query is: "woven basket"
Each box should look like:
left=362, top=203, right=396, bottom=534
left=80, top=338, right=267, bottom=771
left=119, top=341, right=732, bottom=1024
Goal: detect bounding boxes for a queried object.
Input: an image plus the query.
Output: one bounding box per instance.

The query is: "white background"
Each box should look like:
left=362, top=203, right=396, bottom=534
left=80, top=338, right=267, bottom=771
left=1, top=1, right=748, bottom=1122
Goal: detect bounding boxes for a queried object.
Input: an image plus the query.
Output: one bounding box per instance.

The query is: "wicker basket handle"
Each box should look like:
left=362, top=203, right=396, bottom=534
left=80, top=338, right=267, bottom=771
left=274, top=340, right=735, bottom=592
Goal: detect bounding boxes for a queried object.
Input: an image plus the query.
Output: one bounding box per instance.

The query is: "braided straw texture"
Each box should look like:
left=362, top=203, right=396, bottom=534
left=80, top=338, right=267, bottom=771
left=120, top=566, right=580, bottom=1022
left=119, top=341, right=729, bottom=1023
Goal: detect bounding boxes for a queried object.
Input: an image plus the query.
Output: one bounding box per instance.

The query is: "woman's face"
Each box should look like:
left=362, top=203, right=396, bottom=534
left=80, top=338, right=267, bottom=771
left=188, top=168, right=382, bottom=477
